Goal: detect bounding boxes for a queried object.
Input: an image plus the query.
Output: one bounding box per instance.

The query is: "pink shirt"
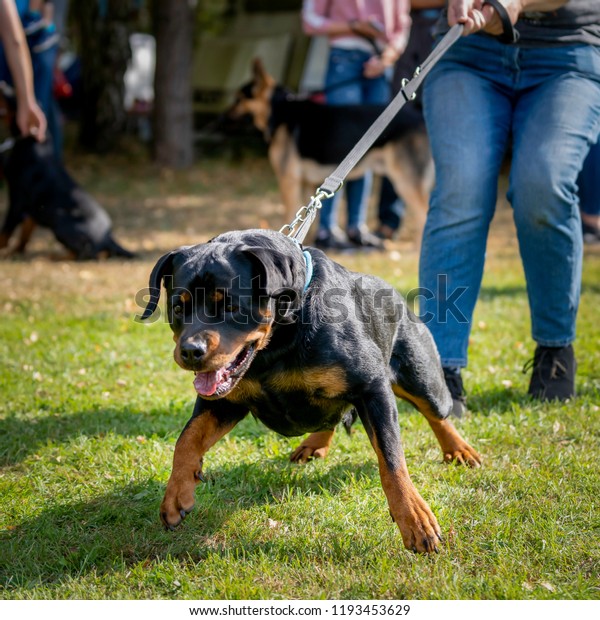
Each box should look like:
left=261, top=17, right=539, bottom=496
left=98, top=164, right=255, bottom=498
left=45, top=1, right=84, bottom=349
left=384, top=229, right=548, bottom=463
left=302, top=0, right=411, bottom=54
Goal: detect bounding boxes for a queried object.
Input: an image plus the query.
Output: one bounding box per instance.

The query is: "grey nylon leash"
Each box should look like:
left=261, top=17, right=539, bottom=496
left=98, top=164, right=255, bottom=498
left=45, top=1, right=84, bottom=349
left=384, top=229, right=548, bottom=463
left=280, top=23, right=464, bottom=244
left=320, top=23, right=464, bottom=196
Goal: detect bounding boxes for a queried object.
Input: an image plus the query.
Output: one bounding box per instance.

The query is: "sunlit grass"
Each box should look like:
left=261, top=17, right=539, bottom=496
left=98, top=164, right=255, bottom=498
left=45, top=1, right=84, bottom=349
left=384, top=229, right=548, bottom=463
left=0, top=155, right=599, bottom=599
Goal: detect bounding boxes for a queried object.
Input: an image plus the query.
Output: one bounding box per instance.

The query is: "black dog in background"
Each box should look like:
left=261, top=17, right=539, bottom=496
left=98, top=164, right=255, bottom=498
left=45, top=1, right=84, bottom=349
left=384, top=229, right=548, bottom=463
left=0, top=136, right=133, bottom=259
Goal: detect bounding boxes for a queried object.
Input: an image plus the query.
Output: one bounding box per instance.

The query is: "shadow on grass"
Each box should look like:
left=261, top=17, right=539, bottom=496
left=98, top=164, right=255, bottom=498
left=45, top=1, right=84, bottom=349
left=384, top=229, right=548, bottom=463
left=467, top=388, right=534, bottom=415
left=465, top=384, right=599, bottom=416
left=478, top=285, right=527, bottom=300
left=478, top=282, right=600, bottom=299
left=0, top=457, right=380, bottom=592
left=581, top=281, right=600, bottom=295
left=477, top=279, right=600, bottom=300
left=9, top=380, right=589, bottom=467
left=0, top=402, right=273, bottom=467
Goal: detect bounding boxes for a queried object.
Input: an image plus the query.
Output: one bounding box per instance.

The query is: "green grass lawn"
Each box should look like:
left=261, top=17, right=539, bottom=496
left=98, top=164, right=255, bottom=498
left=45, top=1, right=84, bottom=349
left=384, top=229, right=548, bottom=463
left=0, top=154, right=599, bottom=599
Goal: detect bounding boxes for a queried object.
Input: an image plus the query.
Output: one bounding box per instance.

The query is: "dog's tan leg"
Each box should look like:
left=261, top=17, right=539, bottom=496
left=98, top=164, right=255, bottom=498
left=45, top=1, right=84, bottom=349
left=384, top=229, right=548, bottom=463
left=269, top=126, right=303, bottom=224
left=277, top=173, right=303, bottom=225
left=14, top=217, right=36, bottom=253
left=160, top=405, right=244, bottom=530
left=290, top=429, right=335, bottom=463
left=423, top=411, right=481, bottom=467
left=384, top=139, right=433, bottom=246
left=387, top=170, right=429, bottom=246
left=357, top=390, right=442, bottom=553
left=375, top=445, right=442, bottom=553
left=392, top=385, right=481, bottom=467
left=0, top=232, right=10, bottom=250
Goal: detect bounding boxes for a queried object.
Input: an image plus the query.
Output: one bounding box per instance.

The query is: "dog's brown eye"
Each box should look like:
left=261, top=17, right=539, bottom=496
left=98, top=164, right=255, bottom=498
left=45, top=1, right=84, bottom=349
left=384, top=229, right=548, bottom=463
left=173, top=304, right=183, bottom=316
left=225, top=304, right=239, bottom=313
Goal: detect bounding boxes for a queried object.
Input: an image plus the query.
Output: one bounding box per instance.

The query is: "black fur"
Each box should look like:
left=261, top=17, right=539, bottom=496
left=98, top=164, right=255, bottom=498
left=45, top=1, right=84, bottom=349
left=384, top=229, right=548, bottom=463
left=144, top=229, right=482, bottom=553
left=145, top=229, right=451, bottom=437
left=0, top=137, right=134, bottom=259
left=268, top=90, right=425, bottom=165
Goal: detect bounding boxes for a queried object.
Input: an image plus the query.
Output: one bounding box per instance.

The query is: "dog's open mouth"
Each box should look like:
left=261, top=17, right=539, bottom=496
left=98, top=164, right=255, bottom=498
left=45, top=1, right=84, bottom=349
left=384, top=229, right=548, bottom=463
left=193, top=343, right=256, bottom=398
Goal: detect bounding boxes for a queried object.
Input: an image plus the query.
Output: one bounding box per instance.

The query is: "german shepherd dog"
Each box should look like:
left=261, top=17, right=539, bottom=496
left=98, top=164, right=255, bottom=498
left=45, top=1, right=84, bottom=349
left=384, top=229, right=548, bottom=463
left=226, top=59, right=433, bottom=237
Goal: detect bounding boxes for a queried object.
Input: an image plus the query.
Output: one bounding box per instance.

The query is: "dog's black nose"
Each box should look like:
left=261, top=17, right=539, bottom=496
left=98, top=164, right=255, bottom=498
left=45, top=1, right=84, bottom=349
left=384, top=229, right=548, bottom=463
left=180, top=339, right=208, bottom=364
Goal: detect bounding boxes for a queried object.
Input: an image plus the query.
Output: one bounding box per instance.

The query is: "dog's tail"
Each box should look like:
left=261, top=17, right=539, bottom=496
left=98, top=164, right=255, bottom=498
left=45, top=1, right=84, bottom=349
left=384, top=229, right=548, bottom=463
left=106, top=235, right=136, bottom=259
left=342, top=408, right=358, bottom=435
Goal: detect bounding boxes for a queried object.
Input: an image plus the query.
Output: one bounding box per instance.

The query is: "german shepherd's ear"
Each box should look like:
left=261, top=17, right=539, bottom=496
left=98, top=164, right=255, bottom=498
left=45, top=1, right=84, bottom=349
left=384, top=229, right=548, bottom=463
left=140, top=247, right=188, bottom=320
left=252, top=58, right=267, bottom=83
left=240, top=246, right=303, bottom=323
left=252, top=58, right=275, bottom=90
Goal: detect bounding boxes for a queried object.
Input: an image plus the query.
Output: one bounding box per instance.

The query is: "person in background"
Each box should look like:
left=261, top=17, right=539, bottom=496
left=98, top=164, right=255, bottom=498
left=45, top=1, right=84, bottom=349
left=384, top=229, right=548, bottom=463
left=50, top=0, right=67, bottom=35
left=0, top=1, right=59, bottom=151
left=579, top=140, right=600, bottom=244
left=22, top=0, right=61, bottom=155
left=302, top=0, right=411, bottom=251
left=376, top=0, right=444, bottom=241
left=419, top=0, right=600, bottom=415
left=0, top=0, right=47, bottom=140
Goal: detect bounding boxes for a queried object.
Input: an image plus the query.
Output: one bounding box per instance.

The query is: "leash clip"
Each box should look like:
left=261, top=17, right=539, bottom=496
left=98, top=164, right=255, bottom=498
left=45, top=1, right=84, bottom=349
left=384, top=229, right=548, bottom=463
left=280, top=186, right=339, bottom=243
left=400, top=78, right=417, bottom=101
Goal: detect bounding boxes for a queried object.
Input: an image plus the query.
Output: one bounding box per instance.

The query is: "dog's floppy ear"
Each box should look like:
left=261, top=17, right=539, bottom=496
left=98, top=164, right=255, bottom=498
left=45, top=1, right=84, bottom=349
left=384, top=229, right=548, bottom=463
left=140, top=249, right=181, bottom=320
left=240, top=246, right=303, bottom=324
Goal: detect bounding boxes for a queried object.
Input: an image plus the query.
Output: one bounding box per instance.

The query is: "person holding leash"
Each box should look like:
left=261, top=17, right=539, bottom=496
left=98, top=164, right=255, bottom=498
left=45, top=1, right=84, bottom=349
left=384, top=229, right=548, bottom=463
left=419, top=0, right=600, bottom=414
left=302, top=0, right=412, bottom=251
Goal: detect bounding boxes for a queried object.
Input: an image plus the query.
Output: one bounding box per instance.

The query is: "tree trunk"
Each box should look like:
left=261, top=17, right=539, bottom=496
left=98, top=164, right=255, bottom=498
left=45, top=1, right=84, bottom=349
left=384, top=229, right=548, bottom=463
left=153, top=0, right=195, bottom=168
left=71, top=1, right=132, bottom=152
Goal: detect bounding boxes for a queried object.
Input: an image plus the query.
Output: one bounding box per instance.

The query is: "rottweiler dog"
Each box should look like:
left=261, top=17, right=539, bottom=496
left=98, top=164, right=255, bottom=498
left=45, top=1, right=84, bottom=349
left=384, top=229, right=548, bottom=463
left=0, top=137, right=134, bottom=259
left=141, top=229, right=480, bottom=553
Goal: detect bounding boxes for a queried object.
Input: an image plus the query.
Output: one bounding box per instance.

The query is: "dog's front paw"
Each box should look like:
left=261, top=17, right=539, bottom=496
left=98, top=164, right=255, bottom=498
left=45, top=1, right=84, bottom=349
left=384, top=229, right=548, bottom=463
left=443, top=439, right=481, bottom=468
left=393, top=492, right=443, bottom=554
left=290, top=430, right=334, bottom=464
left=290, top=444, right=329, bottom=463
left=160, top=477, right=197, bottom=531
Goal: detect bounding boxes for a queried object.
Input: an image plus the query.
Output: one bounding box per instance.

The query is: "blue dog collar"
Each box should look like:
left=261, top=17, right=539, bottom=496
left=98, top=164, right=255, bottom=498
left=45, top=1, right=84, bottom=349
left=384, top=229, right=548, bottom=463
left=302, top=250, right=313, bottom=293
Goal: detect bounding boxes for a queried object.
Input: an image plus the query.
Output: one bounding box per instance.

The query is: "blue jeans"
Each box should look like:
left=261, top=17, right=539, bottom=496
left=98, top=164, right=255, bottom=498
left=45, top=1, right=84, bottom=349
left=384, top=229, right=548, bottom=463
left=420, top=35, right=600, bottom=367
left=319, top=47, right=391, bottom=232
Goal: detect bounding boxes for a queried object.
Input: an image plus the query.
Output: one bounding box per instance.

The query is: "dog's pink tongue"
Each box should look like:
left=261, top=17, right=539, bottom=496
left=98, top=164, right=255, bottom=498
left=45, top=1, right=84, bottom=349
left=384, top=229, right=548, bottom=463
left=194, top=371, right=220, bottom=396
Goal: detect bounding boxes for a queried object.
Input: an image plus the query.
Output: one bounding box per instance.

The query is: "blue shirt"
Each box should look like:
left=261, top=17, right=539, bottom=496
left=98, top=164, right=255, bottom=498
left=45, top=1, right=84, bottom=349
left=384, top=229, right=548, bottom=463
left=15, top=0, right=30, bottom=19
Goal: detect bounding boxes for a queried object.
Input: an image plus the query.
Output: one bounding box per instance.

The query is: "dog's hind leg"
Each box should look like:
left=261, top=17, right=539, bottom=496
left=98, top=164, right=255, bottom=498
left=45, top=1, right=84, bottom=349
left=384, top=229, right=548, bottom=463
left=269, top=126, right=303, bottom=224
left=160, top=397, right=247, bottom=530
left=0, top=186, right=27, bottom=250
left=393, top=383, right=481, bottom=467
left=14, top=216, right=37, bottom=253
left=354, top=384, right=442, bottom=553
left=277, top=172, right=303, bottom=225
left=390, top=323, right=481, bottom=467
left=384, top=136, right=433, bottom=245
left=290, top=429, right=336, bottom=463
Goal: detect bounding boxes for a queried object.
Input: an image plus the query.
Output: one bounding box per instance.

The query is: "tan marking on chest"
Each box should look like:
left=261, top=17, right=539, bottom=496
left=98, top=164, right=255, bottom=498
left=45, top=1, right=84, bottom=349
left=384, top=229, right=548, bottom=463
left=267, top=366, right=348, bottom=399
left=228, top=378, right=264, bottom=402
